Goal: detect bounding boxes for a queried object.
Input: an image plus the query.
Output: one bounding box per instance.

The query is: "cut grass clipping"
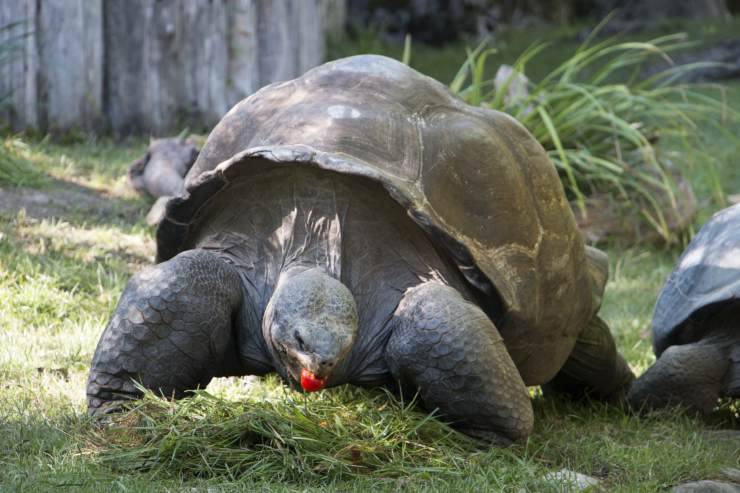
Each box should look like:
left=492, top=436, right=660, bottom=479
left=85, top=383, right=481, bottom=481
left=450, top=20, right=739, bottom=244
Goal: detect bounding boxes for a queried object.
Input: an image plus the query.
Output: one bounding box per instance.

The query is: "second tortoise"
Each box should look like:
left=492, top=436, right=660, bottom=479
left=628, top=204, right=740, bottom=413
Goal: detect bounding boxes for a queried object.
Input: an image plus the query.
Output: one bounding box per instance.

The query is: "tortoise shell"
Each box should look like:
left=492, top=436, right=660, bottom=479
left=157, top=55, right=605, bottom=385
left=652, top=203, right=740, bottom=355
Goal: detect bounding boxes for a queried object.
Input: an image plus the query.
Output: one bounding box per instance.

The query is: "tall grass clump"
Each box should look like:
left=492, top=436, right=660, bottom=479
left=0, top=21, right=46, bottom=188
left=85, top=385, right=481, bottom=483
left=451, top=19, right=738, bottom=244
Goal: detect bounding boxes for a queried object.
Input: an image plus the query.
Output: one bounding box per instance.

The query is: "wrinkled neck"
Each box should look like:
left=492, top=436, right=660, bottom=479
left=279, top=263, right=330, bottom=281
left=273, top=206, right=344, bottom=281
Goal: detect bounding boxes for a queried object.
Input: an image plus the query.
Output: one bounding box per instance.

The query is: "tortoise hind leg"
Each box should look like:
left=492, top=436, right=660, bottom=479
left=384, top=282, right=533, bottom=445
left=87, top=250, right=244, bottom=415
left=543, top=316, right=635, bottom=401
left=627, top=339, right=733, bottom=414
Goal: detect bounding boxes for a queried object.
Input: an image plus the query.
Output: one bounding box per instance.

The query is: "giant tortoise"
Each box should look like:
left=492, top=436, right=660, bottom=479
left=628, top=203, right=740, bottom=413
left=87, top=55, right=634, bottom=444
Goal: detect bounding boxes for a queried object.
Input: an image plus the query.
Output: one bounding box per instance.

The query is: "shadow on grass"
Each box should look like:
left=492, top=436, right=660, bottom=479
left=0, top=176, right=148, bottom=228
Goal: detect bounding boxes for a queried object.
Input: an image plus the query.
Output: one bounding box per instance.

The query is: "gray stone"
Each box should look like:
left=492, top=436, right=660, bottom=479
left=722, top=469, right=740, bottom=483
left=543, top=469, right=602, bottom=491
left=672, top=480, right=740, bottom=493
left=703, top=430, right=740, bottom=442
left=493, top=65, right=530, bottom=109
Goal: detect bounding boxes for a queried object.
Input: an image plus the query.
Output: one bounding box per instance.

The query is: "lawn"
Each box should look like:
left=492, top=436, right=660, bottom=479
left=2, top=27, right=740, bottom=493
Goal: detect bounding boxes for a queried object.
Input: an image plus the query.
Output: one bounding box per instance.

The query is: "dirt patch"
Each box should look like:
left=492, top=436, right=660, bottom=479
left=0, top=179, right=146, bottom=225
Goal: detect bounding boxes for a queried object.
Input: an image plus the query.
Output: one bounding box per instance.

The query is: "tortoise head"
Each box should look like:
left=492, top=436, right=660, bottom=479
left=263, top=267, right=358, bottom=392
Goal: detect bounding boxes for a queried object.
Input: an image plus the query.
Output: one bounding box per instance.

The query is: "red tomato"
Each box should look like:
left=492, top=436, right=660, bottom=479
left=300, top=369, right=327, bottom=392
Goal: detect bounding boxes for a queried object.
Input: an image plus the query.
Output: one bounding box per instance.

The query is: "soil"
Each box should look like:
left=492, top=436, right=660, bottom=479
left=0, top=178, right=146, bottom=226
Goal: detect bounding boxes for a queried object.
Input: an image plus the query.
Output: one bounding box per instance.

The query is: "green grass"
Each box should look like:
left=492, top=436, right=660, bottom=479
left=7, top=135, right=148, bottom=190
left=0, top=138, right=49, bottom=187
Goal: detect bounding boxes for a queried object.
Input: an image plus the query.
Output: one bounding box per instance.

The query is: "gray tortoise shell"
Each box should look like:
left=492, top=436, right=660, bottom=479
left=653, top=203, right=740, bottom=355
left=157, top=55, right=606, bottom=385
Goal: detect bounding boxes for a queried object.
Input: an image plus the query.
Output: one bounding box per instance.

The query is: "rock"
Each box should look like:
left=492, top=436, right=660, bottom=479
left=128, top=137, right=200, bottom=226
left=128, top=137, right=199, bottom=198
left=493, top=65, right=530, bottom=109
left=543, top=469, right=602, bottom=491
left=672, top=480, right=740, bottom=493
left=703, top=429, right=740, bottom=442
left=722, top=469, right=740, bottom=483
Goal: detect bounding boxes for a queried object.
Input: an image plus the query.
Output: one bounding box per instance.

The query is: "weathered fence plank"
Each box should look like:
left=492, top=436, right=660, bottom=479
left=38, top=0, right=104, bottom=132
left=257, top=0, right=298, bottom=87
left=228, top=1, right=260, bottom=106
left=0, top=0, right=38, bottom=129
left=179, top=1, right=234, bottom=127
left=1, top=0, right=345, bottom=135
left=104, top=0, right=177, bottom=135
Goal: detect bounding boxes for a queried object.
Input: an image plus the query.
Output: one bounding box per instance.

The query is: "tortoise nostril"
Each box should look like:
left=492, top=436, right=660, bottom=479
left=320, top=360, right=333, bottom=367
left=294, top=331, right=305, bottom=350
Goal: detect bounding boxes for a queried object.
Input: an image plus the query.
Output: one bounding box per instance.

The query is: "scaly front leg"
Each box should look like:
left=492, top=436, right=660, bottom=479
left=87, top=250, right=245, bottom=414
left=384, top=282, right=533, bottom=445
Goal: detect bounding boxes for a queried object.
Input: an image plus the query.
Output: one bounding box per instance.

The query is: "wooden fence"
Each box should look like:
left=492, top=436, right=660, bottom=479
left=0, top=0, right=345, bottom=135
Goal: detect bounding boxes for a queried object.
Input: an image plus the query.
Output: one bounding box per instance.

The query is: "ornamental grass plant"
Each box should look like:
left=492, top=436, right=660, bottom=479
left=450, top=18, right=739, bottom=244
